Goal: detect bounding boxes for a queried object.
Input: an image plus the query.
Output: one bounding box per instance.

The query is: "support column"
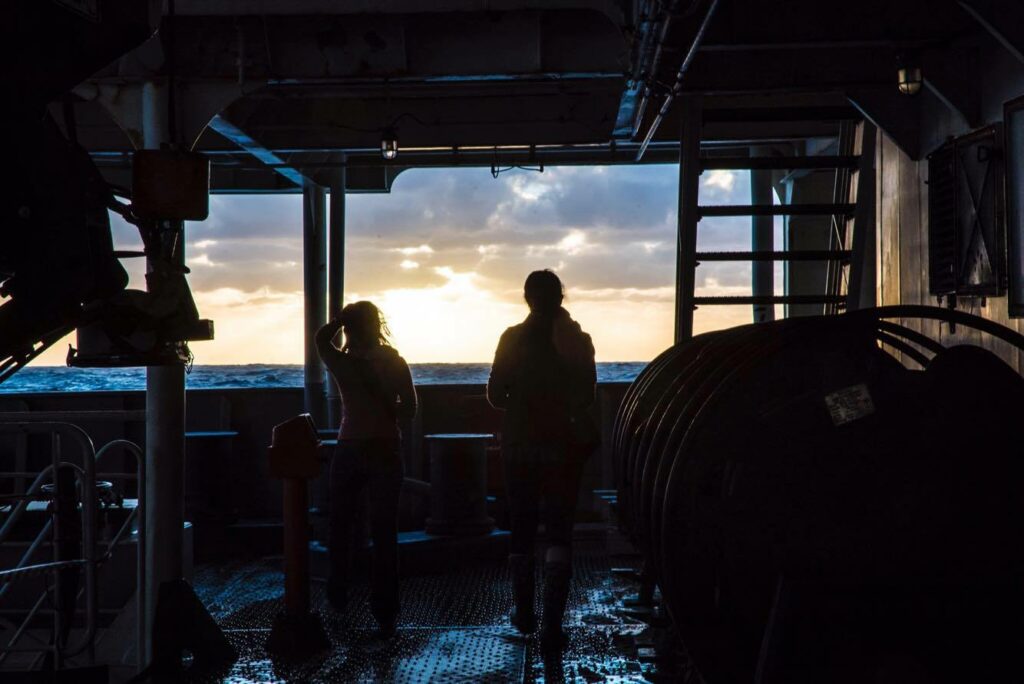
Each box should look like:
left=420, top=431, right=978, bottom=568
left=303, top=184, right=328, bottom=427
left=326, top=166, right=345, bottom=429
left=847, top=123, right=877, bottom=311
left=751, top=146, right=776, bottom=322
left=141, top=81, right=185, bottom=666
left=675, top=95, right=702, bottom=344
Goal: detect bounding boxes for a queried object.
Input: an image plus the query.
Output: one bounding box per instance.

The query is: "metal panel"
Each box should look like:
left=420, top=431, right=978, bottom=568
left=1004, top=96, right=1024, bottom=315
left=927, top=125, right=1006, bottom=297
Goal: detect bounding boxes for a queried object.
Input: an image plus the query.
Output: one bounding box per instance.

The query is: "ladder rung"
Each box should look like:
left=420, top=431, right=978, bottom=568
left=699, top=204, right=856, bottom=217
left=693, top=295, right=846, bottom=306
left=696, top=250, right=852, bottom=262
left=700, top=155, right=859, bottom=171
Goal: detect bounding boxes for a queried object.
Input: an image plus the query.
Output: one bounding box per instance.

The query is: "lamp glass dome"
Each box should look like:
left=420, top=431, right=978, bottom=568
left=381, top=136, right=398, bottom=160
left=897, top=66, right=923, bottom=95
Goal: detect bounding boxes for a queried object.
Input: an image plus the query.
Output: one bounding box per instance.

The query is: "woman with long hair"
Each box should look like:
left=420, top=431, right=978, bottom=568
left=316, top=301, right=416, bottom=636
left=487, top=270, right=598, bottom=652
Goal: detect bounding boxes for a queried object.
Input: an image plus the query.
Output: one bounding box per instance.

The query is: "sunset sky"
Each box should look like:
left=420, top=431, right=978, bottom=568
left=33, top=164, right=779, bottom=365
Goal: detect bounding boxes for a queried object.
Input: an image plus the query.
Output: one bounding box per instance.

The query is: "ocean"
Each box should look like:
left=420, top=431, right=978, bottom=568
left=0, top=362, right=647, bottom=394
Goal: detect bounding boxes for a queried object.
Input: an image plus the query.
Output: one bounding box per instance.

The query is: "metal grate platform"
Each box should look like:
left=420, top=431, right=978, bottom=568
left=191, top=538, right=691, bottom=683
left=213, top=628, right=525, bottom=684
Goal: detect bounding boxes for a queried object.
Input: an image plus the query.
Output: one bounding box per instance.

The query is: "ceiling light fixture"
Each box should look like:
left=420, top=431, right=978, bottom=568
left=381, top=128, right=398, bottom=160
left=896, top=52, right=923, bottom=96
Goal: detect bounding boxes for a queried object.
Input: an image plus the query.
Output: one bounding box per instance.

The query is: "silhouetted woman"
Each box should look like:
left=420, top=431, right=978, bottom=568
left=316, top=301, right=416, bottom=636
left=487, top=270, right=598, bottom=651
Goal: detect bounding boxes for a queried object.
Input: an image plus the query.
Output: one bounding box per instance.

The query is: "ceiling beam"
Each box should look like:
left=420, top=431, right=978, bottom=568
left=923, top=46, right=980, bottom=128
left=206, top=115, right=310, bottom=187
left=88, top=10, right=626, bottom=84
left=846, top=87, right=922, bottom=159
left=699, top=40, right=901, bottom=52
left=958, top=0, right=1024, bottom=65
left=675, top=47, right=896, bottom=95
left=170, top=0, right=626, bottom=20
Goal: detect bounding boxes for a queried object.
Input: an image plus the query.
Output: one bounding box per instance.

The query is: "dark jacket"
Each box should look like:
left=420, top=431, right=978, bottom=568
left=486, top=308, right=597, bottom=445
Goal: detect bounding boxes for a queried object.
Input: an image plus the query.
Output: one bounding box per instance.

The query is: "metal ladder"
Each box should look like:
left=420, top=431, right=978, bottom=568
left=675, top=97, right=876, bottom=341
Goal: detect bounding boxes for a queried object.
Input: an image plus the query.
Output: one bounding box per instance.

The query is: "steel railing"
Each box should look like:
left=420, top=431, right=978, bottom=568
left=0, top=421, right=145, bottom=673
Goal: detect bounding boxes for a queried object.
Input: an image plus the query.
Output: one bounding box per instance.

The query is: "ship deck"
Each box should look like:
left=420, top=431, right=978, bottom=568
left=187, top=532, right=693, bottom=684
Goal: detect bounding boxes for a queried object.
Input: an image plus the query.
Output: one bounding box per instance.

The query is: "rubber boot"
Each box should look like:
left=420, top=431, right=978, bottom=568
left=540, top=559, right=572, bottom=652
left=509, top=553, right=537, bottom=634
left=370, top=576, right=400, bottom=639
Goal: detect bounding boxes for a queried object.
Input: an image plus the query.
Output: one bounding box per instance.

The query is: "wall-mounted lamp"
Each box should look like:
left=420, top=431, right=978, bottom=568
left=381, top=128, right=398, bottom=160
left=897, top=66, right=923, bottom=95
left=896, top=53, right=923, bottom=96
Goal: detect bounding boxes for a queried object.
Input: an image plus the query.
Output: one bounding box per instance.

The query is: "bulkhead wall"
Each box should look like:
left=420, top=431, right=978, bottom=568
left=876, top=38, right=1024, bottom=373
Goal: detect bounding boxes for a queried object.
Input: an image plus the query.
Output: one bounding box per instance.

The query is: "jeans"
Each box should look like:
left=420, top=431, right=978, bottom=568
left=502, top=442, right=587, bottom=557
left=329, top=439, right=403, bottom=622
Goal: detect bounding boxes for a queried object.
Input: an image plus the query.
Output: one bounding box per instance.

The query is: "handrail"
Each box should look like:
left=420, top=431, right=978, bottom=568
left=0, top=466, right=59, bottom=545
left=0, top=422, right=97, bottom=669
left=0, top=429, right=147, bottom=671
left=0, top=560, right=87, bottom=583
left=88, top=438, right=145, bottom=671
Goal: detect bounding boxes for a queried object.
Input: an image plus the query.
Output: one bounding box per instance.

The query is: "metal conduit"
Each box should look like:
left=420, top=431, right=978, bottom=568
left=612, top=306, right=1024, bottom=683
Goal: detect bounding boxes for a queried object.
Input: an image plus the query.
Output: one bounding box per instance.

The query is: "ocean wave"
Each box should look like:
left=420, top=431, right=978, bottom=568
left=0, top=362, right=646, bottom=394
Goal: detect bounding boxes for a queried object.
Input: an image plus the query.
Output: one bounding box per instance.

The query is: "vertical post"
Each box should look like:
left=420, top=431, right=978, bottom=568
left=847, top=123, right=877, bottom=311
left=141, top=80, right=186, bottom=667
left=751, top=145, right=775, bottom=322
left=326, top=164, right=346, bottom=430
left=265, top=417, right=329, bottom=657
left=675, top=95, right=702, bottom=344
left=50, top=434, right=63, bottom=668
left=282, top=479, right=310, bottom=615
left=303, top=184, right=328, bottom=427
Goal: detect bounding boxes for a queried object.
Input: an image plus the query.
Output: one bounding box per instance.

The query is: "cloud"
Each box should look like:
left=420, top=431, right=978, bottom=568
left=190, top=253, right=220, bottom=268
left=700, top=167, right=750, bottom=205
left=395, top=244, right=434, bottom=256
left=703, top=169, right=736, bottom=192
left=526, top=229, right=595, bottom=258
left=30, top=164, right=763, bottom=366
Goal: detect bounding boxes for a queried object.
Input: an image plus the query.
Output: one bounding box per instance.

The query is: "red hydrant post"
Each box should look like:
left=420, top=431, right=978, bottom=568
left=265, top=413, right=329, bottom=657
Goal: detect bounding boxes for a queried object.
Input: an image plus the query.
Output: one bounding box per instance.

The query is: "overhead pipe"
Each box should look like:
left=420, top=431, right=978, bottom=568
left=629, top=0, right=705, bottom=134
left=750, top=146, right=775, bottom=322
left=326, top=163, right=345, bottom=430
left=302, top=184, right=328, bottom=428
left=616, top=0, right=678, bottom=138
left=636, top=0, right=722, bottom=161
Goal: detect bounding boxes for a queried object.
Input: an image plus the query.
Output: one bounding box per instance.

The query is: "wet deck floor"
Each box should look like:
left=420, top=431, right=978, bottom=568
left=190, top=537, right=700, bottom=683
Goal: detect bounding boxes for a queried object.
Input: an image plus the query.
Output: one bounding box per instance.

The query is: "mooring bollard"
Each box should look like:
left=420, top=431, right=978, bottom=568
left=423, top=433, right=496, bottom=536
left=265, top=414, right=330, bottom=657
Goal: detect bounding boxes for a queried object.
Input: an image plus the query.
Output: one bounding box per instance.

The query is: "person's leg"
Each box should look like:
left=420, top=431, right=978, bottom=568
left=328, top=442, right=367, bottom=612
left=539, top=444, right=586, bottom=650
left=366, top=439, right=404, bottom=633
left=503, top=443, right=541, bottom=633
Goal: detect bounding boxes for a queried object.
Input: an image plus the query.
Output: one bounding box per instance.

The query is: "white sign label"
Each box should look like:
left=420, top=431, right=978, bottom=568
left=824, top=384, right=875, bottom=426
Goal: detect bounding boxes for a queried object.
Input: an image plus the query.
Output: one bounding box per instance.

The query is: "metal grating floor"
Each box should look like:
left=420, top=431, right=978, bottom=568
left=213, top=628, right=526, bottom=684
left=191, top=538, right=692, bottom=683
